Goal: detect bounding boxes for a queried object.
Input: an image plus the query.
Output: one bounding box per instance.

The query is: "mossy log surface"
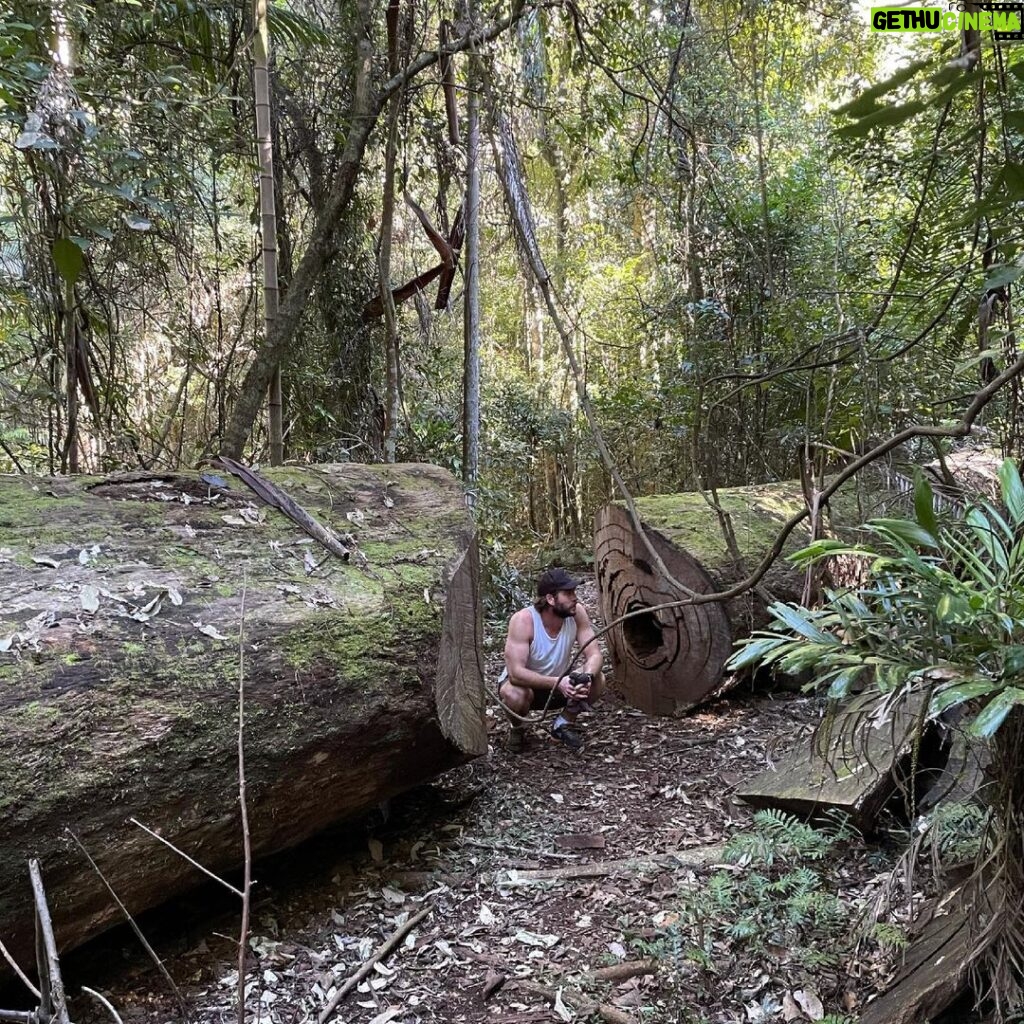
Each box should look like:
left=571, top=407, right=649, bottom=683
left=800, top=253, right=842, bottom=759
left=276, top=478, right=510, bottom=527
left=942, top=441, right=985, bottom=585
left=595, top=479, right=897, bottom=715
left=0, top=462, right=484, bottom=965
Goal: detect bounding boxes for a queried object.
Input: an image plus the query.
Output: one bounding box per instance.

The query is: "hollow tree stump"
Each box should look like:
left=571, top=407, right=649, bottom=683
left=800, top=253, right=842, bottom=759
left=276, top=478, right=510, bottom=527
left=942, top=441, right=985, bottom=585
left=0, top=463, right=484, bottom=967
left=594, top=479, right=895, bottom=715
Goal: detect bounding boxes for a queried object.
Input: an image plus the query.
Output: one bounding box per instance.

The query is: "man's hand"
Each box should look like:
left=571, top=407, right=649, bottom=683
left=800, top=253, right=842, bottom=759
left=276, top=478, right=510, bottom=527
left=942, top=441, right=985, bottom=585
left=558, top=673, right=591, bottom=700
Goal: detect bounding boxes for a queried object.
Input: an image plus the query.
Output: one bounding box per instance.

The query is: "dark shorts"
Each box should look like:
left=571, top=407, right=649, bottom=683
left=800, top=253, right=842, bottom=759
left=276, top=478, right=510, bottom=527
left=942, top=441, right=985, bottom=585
left=497, top=676, right=567, bottom=710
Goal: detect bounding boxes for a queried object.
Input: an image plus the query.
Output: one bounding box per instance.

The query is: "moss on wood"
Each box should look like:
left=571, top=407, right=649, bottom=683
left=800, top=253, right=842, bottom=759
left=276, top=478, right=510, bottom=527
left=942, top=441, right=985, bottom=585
left=0, top=462, right=484, bottom=966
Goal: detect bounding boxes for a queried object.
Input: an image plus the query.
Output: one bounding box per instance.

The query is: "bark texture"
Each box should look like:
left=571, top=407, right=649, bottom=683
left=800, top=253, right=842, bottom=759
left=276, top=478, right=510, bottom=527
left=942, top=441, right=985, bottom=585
left=0, top=462, right=484, bottom=965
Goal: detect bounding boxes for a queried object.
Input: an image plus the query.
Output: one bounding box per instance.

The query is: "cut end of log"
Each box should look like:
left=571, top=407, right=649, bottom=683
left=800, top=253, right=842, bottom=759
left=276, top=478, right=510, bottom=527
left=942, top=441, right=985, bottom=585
left=594, top=503, right=732, bottom=716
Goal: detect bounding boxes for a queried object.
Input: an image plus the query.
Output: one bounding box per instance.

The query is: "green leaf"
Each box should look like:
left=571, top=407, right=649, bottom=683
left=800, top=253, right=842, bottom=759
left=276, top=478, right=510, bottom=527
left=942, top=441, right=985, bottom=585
left=727, top=635, right=784, bottom=671
left=768, top=603, right=836, bottom=644
left=982, top=264, right=1024, bottom=291
left=51, top=237, right=83, bottom=286
left=1004, top=110, right=1024, bottom=134
left=833, top=57, right=933, bottom=117
left=1000, top=162, right=1024, bottom=201
left=930, top=679, right=997, bottom=716
left=834, top=100, right=927, bottom=138
left=999, top=458, right=1024, bottom=526
left=871, top=518, right=940, bottom=549
left=936, top=593, right=971, bottom=623
left=914, top=472, right=939, bottom=539
left=1003, top=645, right=1024, bottom=676
left=826, top=666, right=863, bottom=700
left=968, top=686, right=1024, bottom=738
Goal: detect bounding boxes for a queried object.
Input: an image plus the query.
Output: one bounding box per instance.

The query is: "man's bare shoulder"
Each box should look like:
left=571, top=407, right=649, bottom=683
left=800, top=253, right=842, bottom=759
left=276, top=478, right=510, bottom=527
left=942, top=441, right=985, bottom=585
left=508, top=606, right=535, bottom=640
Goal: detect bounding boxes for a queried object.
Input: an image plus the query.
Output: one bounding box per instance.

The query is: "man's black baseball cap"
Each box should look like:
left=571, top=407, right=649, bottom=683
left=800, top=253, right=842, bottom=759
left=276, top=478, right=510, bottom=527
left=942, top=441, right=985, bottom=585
left=537, top=567, right=581, bottom=596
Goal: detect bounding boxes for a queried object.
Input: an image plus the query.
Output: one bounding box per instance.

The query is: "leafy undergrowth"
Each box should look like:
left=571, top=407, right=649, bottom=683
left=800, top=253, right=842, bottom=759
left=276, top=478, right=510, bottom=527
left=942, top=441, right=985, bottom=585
left=48, top=675, right=913, bottom=1024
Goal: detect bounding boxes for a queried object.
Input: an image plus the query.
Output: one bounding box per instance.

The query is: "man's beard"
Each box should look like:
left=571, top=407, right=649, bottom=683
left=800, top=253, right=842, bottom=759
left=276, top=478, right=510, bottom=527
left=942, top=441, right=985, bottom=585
left=553, top=604, right=576, bottom=619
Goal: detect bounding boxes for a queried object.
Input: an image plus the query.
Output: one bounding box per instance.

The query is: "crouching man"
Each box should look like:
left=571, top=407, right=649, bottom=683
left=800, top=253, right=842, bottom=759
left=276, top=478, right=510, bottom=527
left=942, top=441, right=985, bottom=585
left=498, top=568, right=604, bottom=752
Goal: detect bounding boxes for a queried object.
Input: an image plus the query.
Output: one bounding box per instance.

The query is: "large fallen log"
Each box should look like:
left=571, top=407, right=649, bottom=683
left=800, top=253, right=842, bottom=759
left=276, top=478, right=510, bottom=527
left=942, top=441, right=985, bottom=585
left=0, top=463, right=485, bottom=967
left=593, top=479, right=896, bottom=715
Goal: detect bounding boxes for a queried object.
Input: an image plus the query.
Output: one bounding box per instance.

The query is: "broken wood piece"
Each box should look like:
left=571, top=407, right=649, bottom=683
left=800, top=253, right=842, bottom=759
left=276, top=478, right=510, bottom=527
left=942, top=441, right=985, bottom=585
left=857, top=883, right=998, bottom=1024
left=500, top=845, right=724, bottom=885
left=514, top=979, right=638, bottom=1024
left=554, top=833, right=606, bottom=851
left=587, top=959, right=660, bottom=983
left=216, top=456, right=355, bottom=560
left=736, top=691, right=939, bottom=829
left=29, top=860, right=70, bottom=1024
left=318, top=904, right=432, bottom=1024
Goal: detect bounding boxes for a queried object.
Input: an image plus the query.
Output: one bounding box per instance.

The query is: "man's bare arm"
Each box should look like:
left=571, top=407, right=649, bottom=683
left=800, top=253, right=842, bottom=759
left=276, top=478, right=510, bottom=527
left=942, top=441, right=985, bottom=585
left=575, top=605, right=603, bottom=676
left=504, top=610, right=558, bottom=690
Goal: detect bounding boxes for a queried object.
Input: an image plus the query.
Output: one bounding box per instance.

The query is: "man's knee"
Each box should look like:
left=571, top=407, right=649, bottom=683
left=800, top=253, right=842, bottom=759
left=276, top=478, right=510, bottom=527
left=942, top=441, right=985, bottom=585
left=499, top=682, right=531, bottom=715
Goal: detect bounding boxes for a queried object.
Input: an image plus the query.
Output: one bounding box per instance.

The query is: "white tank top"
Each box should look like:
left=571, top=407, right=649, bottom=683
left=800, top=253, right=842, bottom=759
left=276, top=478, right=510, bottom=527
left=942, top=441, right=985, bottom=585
left=528, top=606, right=577, bottom=676
left=501, top=606, right=577, bottom=683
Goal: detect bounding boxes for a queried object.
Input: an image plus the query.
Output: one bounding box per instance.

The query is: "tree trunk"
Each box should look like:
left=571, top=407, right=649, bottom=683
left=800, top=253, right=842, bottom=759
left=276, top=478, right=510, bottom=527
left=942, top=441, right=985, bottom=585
left=462, top=28, right=481, bottom=501
left=594, top=478, right=886, bottom=715
left=0, top=462, right=485, bottom=967
left=253, top=0, right=283, bottom=466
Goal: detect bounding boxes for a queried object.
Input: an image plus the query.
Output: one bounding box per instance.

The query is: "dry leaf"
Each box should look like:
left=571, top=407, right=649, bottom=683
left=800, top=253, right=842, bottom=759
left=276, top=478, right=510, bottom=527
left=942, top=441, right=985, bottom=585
left=368, top=838, right=384, bottom=863
left=793, top=989, right=824, bottom=1021
left=80, top=585, right=100, bottom=613
left=478, top=904, right=496, bottom=926
left=782, top=991, right=803, bottom=1022
left=482, top=968, right=505, bottom=1001
left=32, top=555, right=59, bottom=568
left=552, top=987, right=573, bottom=1022
left=195, top=623, right=229, bottom=640
left=368, top=1007, right=403, bottom=1024
left=513, top=930, right=559, bottom=948
left=381, top=886, right=405, bottom=905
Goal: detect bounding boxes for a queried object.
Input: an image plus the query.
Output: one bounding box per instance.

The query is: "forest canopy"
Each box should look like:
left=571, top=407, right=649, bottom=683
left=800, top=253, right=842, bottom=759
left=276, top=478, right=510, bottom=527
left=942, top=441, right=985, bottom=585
left=1, top=0, right=1022, bottom=559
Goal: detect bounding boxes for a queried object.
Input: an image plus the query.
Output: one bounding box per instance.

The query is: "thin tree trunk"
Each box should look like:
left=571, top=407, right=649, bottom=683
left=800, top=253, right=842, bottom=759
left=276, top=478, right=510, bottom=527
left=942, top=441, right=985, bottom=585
left=63, top=276, right=78, bottom=473
left=462, top=25, right=480, bottom=500
left=379, top=0, right=402, bottom=464
left=253, top=0, right=283, bottom=465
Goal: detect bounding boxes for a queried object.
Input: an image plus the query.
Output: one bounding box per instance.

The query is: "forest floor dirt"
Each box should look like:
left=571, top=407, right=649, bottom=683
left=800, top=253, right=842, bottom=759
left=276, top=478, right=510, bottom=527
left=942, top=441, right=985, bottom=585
left=18, top=585, right=913, bottom=1024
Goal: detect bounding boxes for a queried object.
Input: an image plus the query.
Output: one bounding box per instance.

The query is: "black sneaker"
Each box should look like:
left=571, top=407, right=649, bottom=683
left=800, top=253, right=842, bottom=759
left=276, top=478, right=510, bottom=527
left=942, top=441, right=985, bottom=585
left=507, top=727, right=526, bottom=753
left=552, top=722, right=583, bottom=750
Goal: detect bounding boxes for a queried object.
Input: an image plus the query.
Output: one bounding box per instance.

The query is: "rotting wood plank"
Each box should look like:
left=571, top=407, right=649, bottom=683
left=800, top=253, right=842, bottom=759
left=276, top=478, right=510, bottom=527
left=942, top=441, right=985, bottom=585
left=858, top=882, right=999, bottom=1024
left=736, top=692, right=935, bottom=829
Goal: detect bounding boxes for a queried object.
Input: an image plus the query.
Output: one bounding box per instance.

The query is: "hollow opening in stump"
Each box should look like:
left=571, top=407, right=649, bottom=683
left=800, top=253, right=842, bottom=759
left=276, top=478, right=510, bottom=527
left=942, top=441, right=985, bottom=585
left=623, top=610, right=664, bottom=658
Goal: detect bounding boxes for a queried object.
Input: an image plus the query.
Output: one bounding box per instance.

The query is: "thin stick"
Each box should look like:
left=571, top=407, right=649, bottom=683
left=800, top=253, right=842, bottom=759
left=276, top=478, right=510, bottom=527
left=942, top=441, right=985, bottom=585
left=28, top=860, right=69, bottom=1024
left=317, top=905, right=432, bottom=1024
left=129, top=819, right=244, bottom=898
left=0, top=936, right=41, bottom=999
left=66, top=831, right=189, bottom=1022
left=236, top=570, right=252, bottom=1024
left=82, top=987, right=125, bottom=1024
left=514, top=979, right=638, bottom=1024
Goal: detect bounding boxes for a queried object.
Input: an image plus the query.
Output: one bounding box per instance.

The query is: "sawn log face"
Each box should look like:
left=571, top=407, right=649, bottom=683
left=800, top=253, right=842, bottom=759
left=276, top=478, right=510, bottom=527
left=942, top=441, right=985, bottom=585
left=594, top=503, right=732, bottom=716
left=0, top=462, right=484, bottom=966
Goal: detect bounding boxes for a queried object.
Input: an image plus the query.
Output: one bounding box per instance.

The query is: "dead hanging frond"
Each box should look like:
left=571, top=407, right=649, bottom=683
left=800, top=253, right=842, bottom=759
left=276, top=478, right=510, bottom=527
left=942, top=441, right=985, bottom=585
left=494, top=114, right=548, bottom=283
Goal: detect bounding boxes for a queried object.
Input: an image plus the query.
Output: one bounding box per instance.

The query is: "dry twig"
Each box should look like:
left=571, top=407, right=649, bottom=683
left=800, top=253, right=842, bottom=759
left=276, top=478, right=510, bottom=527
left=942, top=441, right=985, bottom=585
left=317, top=904, right=432, bottom=1024
left=514, top=979, right=638, bottom=1024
